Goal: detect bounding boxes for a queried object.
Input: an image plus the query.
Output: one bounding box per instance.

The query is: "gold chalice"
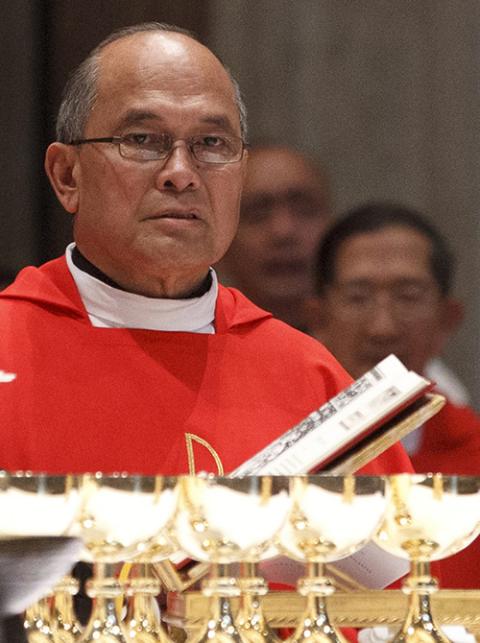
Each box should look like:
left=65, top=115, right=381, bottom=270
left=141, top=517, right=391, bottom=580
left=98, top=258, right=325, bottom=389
left=0, top=471, right=80, bottom=541
left=279, top=475, right=387, bottom=643
left=122, top=477, right=179, bottom=643
left=173, top=474, right=291, bottom=643
left=74, top=472, right=179, bottom=643
left=374, top=473, right=480, bottom=643
left=0, top=471, right=82, bottom=643
left=234, top=478, right=291, bottom=643
left=51, top=575, right=82, bottom=643
left=236, top=559, right=282, bottom=643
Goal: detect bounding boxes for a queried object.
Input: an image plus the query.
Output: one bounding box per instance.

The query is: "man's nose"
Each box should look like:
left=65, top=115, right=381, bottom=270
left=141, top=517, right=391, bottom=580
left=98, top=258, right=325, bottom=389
left=367, top=296, right=401, bottom=337
left=269, top=207, right=297, bottom=238
left=155, top=142, right=201, bottom=192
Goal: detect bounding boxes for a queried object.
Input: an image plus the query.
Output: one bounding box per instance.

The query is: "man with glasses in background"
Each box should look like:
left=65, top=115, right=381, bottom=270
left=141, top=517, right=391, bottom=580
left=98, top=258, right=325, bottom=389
left=308, top=201, right=480, bottom=589
left=0, top=23, right=411, bottom=477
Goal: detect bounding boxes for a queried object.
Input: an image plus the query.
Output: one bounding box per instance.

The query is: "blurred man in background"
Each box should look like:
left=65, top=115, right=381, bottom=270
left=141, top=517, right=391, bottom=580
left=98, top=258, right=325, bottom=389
left=218, top=144, right=331, bottom=330
left=308, top=201, right=480, bottom=588
left=220, top=145, right=470, bottom=405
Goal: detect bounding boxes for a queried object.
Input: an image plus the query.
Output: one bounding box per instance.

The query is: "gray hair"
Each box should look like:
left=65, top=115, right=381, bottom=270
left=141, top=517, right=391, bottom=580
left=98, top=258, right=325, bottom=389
left=56, top=22, right=248, bottom=143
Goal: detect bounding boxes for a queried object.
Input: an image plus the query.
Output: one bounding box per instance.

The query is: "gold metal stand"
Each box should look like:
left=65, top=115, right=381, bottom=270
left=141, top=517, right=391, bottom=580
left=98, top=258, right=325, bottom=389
left=164, top=589, right=480, bottom=635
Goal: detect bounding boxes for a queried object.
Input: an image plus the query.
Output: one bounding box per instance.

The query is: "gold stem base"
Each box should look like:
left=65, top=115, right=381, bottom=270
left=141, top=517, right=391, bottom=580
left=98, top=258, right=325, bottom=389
left=392, top=562, right=451, bottom=643
left=78, top=575, right=127, bottom=643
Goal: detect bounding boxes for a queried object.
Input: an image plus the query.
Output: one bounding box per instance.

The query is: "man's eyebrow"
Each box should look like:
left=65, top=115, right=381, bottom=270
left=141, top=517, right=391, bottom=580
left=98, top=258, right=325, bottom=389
left=116, top=110, right=162, bottom=128
left=338, top=277, right=433, bottom=288
left=337, top=279, right=373, bottom=288
left=198, top=114, right=237, bottom=132
left=114, top=111, right=238, bottom=133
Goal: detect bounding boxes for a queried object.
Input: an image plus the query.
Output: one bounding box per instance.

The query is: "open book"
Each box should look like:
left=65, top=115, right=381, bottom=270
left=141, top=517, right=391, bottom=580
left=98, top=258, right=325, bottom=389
left=155, top=355, right=445, bottom=592
left=231, top=354, right=434, bottom=477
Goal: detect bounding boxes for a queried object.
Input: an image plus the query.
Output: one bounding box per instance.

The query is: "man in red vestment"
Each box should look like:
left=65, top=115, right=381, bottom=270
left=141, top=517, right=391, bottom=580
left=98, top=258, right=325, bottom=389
left=308, top=201, right=480, bottom=588
left=0, top=24, right=417, bottom=642
left=0, top=23, right=410, bottom=478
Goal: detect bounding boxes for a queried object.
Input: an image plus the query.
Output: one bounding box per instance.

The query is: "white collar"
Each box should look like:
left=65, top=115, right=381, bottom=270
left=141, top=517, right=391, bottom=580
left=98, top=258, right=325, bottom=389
left=65, top=243, right=217, bottom=333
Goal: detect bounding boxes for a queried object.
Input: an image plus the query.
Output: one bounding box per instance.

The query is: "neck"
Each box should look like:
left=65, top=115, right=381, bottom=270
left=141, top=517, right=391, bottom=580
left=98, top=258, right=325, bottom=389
left=72, top=246, right=212, bottom=299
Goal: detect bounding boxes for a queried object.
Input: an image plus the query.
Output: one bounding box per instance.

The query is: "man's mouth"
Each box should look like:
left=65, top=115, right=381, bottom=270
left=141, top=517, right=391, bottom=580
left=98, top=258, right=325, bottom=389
left=147, top=210, right=200, bottom=221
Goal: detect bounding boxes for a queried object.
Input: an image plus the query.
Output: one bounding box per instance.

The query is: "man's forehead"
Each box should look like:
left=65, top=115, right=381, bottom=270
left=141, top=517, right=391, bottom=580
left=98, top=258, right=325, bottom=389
left=98, top=31, right=234, bottom=97
left=334, top=228, right=435, bottom=280
left=90, top=32, right=240, bottom=134
left=101, top=31, right=206, bottom=67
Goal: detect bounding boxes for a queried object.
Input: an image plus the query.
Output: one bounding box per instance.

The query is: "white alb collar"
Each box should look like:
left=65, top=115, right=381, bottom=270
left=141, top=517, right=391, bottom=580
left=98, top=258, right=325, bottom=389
left=65, top=243, right=217, bottom=333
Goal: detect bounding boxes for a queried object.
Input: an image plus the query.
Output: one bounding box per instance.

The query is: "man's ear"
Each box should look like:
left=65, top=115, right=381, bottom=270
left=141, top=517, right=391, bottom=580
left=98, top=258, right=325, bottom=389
left=442, top=297, right=465, bottom=334
left=435, top=297, right=465, bottom=353
left=241, top=147, right=249, bottom=181
left=44, top=142, right=80, bottom=214
left=303, top=295, right=329, bottom=342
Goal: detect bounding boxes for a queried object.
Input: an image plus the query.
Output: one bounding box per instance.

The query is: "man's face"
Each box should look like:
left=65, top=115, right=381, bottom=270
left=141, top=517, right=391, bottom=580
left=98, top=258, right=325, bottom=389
left=222, top=148, right=330, bottom=306
left=316, top=226, right=453, bottom=377
left=48, top=32, right=247, bottom=297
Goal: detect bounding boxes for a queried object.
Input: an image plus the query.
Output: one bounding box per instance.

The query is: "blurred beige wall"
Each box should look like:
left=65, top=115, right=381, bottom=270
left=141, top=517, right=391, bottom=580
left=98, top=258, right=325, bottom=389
left=208, top=0, right=480, bottom=408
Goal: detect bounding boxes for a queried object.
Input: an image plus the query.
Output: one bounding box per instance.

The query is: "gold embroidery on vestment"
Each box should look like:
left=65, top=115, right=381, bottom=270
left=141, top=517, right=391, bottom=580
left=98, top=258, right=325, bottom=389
left=184, top=433, right=224, bottom=475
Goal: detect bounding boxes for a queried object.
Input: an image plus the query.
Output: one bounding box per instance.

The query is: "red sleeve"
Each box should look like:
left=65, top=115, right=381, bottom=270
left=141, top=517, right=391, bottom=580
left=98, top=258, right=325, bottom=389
left=411, top=402, right=480, bottom=475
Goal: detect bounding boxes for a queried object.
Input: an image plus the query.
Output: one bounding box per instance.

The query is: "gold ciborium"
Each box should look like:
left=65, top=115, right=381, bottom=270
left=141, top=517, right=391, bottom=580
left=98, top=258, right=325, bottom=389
left=374, top=473, right=480, bottom=643
left=0, top=470, right=82, bottom=643
left=173, top=474, right=291, bottom=643
left=75, top=472, right=179, bottom=643
left=279, top=474, right=387, bottom=643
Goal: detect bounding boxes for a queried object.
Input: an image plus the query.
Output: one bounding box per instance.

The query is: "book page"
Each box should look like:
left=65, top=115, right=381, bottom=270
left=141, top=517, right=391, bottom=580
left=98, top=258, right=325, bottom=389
left=232, top=354, right=429, bottom=477
left=258, top=542, right=408, bottom=589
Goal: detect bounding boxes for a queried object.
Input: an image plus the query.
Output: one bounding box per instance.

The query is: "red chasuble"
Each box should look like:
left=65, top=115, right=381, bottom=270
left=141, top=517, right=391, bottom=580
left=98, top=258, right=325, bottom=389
left=410, top=402, right=480, bottom=589
left=0, top=257, right=411, bottom=476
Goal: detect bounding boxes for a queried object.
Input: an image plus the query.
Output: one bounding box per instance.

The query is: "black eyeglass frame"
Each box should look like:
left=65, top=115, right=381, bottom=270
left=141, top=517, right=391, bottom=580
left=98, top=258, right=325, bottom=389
left=68, top=135, right=248, bottom=164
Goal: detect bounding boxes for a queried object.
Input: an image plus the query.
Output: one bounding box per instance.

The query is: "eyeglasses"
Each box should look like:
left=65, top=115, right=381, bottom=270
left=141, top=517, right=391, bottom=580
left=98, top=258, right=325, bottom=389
left=241, top=189, right=325, bottom=222
left=327, top=282, right=441, bottom=322
left=68, top=133, right=246, bottom=164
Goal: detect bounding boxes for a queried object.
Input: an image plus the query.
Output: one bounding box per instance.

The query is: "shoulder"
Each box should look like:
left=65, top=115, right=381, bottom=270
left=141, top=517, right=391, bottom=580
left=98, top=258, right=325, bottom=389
left=0, top=258, right=88, bottom=357
left=415, top=399, right=480, bottom=474
left=217, top=284, right=353, bottom=396
left=426, top=399, right=480, bottom=443
left=437, top=399, right=480, bottom=428
left=0, top=257, right=86, bottom=320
